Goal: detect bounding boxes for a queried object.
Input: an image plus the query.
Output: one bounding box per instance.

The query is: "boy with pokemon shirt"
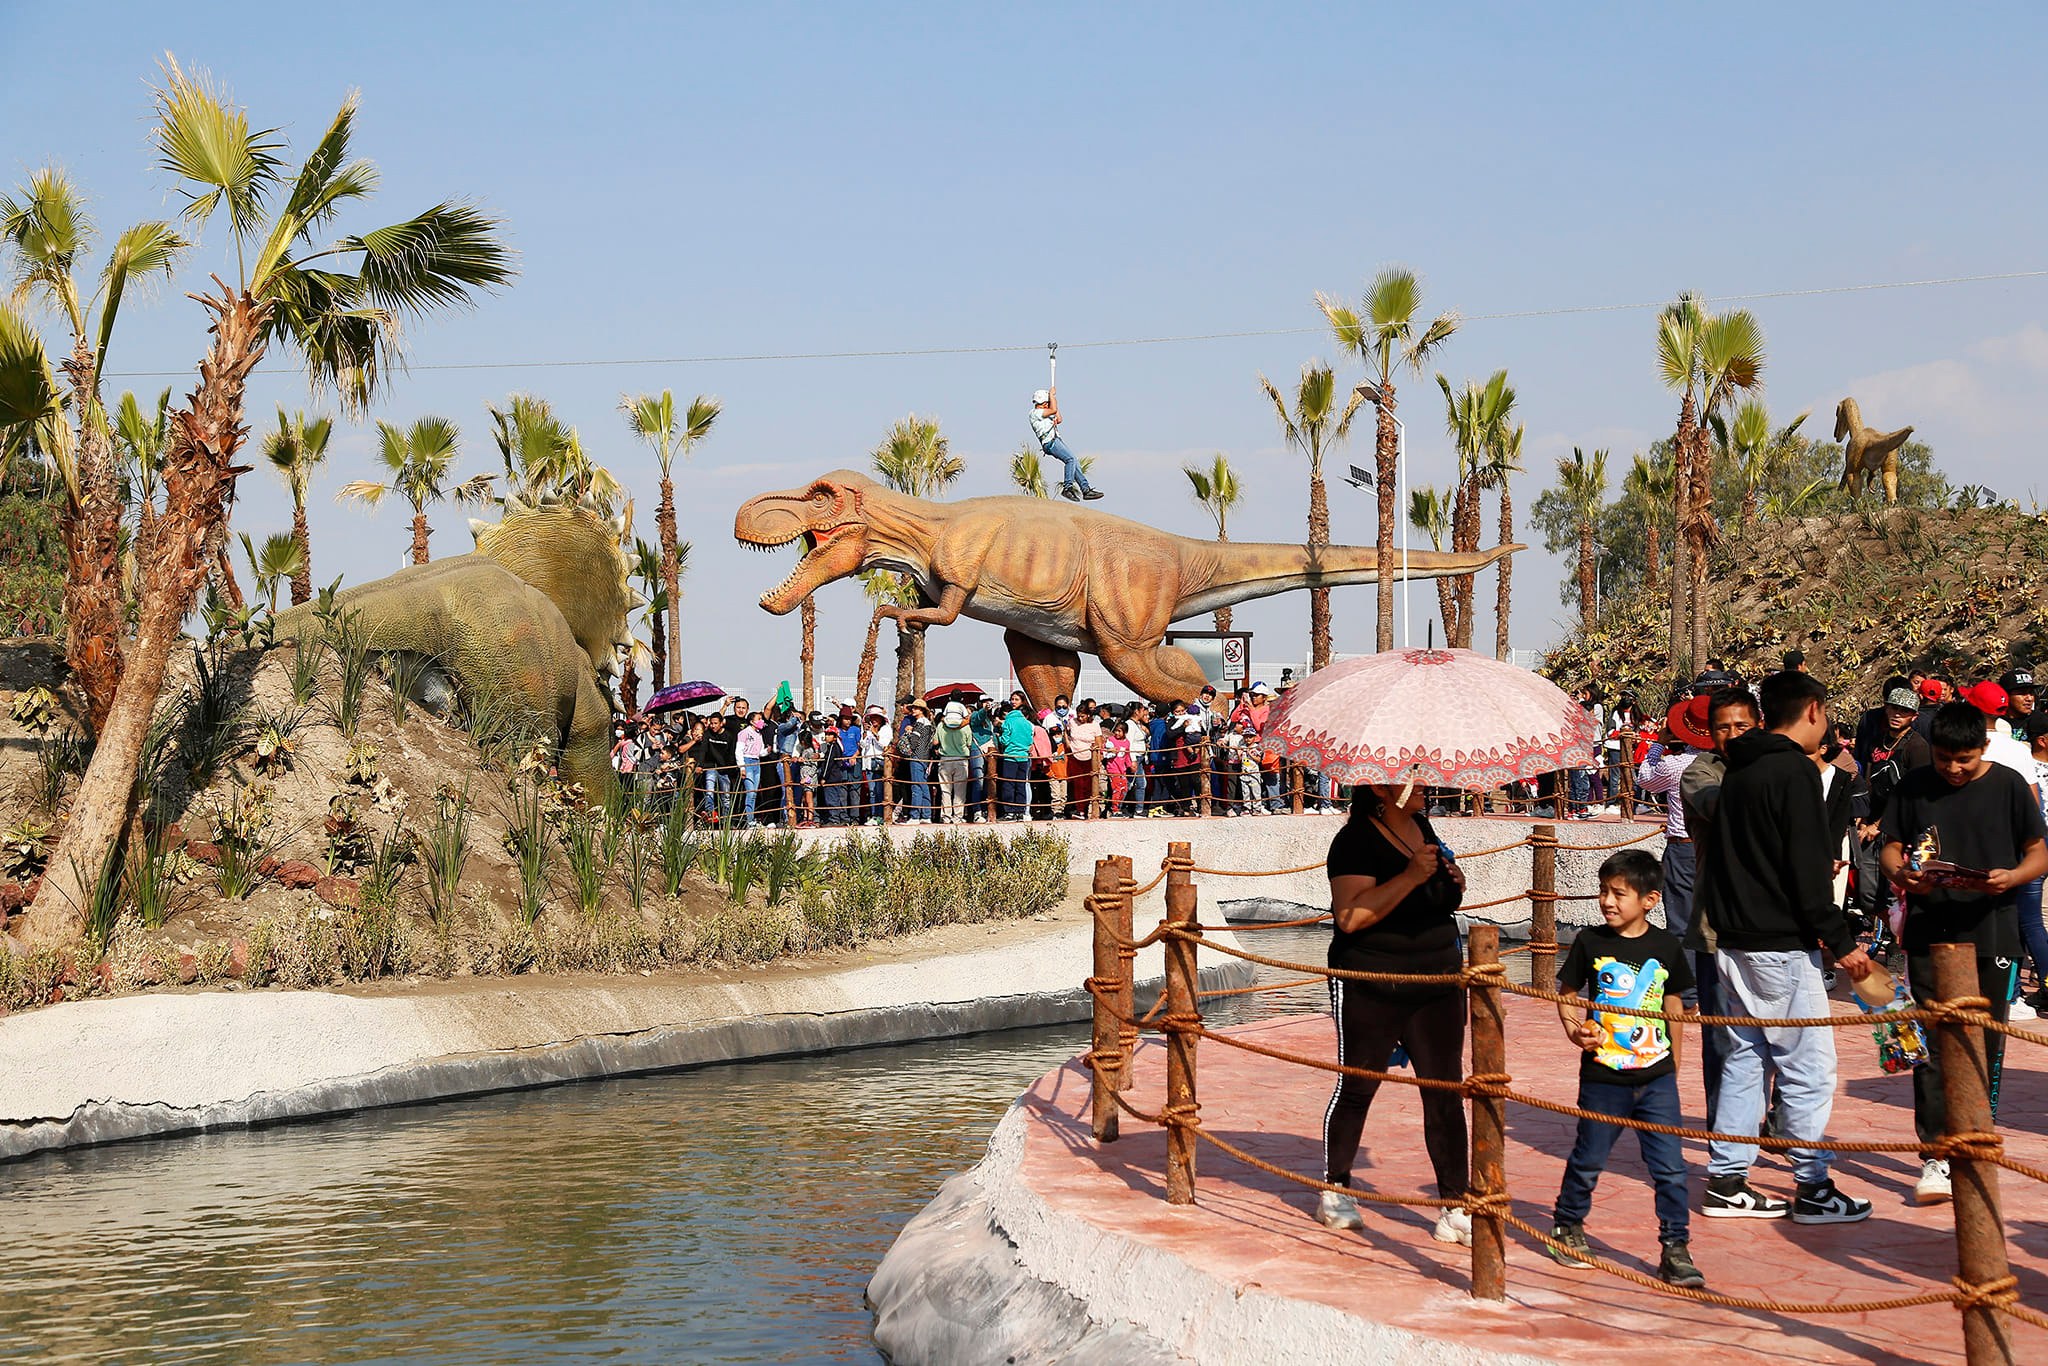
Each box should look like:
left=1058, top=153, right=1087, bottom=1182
left=1548, top=849, right=1703, bottom=1287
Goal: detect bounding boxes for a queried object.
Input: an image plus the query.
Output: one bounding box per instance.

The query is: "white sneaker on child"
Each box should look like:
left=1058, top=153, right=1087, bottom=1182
left=1432, top=1207, right=1473, bottom=1246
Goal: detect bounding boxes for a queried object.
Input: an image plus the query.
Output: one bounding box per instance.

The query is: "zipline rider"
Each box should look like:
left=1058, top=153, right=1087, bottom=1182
left=1030, top=386, right=1104, bottom=502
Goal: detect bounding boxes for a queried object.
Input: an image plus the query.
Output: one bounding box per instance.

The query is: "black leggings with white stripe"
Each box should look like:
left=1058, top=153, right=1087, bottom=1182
left=1323, top=978, right=1470, bottom=1198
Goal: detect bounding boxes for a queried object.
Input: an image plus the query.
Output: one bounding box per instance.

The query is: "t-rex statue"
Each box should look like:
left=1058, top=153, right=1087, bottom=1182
left=273, top=494, right=637, bottom=792
left=1835, top=397, right=1914, bottom=504
left=734, top=470, right=1518, bottom=707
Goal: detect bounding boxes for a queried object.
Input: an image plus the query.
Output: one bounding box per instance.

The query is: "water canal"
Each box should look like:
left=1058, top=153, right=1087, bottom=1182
left=0, top=922, right=1533, bottom=1363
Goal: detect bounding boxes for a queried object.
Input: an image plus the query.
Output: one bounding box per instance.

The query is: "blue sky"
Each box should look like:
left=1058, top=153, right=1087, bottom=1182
left=5, top=3, right=2045, bottom=699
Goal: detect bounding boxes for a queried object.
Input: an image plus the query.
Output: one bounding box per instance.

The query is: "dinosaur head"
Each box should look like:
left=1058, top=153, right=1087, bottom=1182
left=471, top=493, right=639, bottom=680
left=734, top=471, right=876, bottom=614
left=1835, top=398, right=1854, bottom=441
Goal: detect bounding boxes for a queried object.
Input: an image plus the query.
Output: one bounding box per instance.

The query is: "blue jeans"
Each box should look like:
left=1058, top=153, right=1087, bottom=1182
left=1553, top=1071, right=1689, bottom=1244
left=2020, top=879, right=2047, bottom=993
left=1127, top=766, right=1148, bottom=815
left=703, top=770, right=732, bottom=816
left=998, top=757, right=1030, bottom=818
left=1659, top=841, right=1697, bottom=1008
left=968, top=751, right=986, bottom=815
left=741, top=756, right=761, bottom=822
left=1041, top=435, right=1093, bottom=493
left=1708, top=948, right=1837, bottom=1184
left=1693, top=950, right=1727, bottom=1123
left=907, top=759, right=932, bottom=820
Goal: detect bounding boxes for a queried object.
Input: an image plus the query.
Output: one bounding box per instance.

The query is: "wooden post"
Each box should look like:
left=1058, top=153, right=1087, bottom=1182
left=1163, top=839, right=1199, bottom=1204
left=1197, top=742, right=1212, bottom=818
left=1291, top=763, right=1305, bottom=815
left=1089, top=856, right=1123, bottom=1143
left=1113, top=853, right=1137, bottom=1092
left=1091, top=747, right=1104, bottom=820
left=1933, top=943, right=2015, bottom=1366
left=1530, top=823, right=1558, bottom=989
left=1468, top=923, right=1507, bottom=1301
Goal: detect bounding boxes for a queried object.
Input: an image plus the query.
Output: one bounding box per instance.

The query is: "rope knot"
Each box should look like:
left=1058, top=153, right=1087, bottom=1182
left=1927, top=1130, right=2005, bottom=1163
left=1528, top=828, right=1558, bottom=850
left=1464, top=961, right=1508, bottom=988
left=1462, top=1189, right=1511, bottom=1218
left=1952, top=1274, right=2020, bottom=1310
left=1160, top=1100, right=1202, bottom=1129
left=1465, top=1071, right=1513, bottom=1098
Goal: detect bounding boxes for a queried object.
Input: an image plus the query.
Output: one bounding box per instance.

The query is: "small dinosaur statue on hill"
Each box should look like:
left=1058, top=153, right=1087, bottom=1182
left=1835, top=396, right=1914, bottom=504
left=275, top=494, right=637, bottom=792
left=735, top=470, right=1518, bottom=707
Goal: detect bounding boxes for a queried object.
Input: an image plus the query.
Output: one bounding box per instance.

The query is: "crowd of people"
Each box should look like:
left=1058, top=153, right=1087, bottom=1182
left=605, top=678, right=1343, bottom=828
left=1314, top=659, right=2048, bottom=1294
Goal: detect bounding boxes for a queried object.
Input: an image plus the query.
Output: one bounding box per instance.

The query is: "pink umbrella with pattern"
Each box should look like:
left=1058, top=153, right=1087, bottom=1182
left=1260, top=648, right=1598, bottom=790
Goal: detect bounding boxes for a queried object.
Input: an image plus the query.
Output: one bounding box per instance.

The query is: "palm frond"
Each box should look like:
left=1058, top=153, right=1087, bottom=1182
left=1010, top=443, right=1048, bottom=497
left=681, top=395, right=721, bottom=444
left=1403, top=311, right=1460, bottom=372
left=1316, top=294, right=1365, bottom=358
left=337, top=477, right=390, bottom=507
left=1365, top=266, right=1422, bottom=329
left=94, top=220, right=188, bottom=373
left=0, top=302, right=63, bottom=474
left=1, top=167, right=92, bottom=328
left=339, top=201, right=514, bottom=319
left=151, top=56, right=285, bottom=243
left=250, top=91, right=372, bottom=283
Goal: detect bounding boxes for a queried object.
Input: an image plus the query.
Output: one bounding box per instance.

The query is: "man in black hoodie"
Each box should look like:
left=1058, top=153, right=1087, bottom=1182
left=1698, top=671, right=1876, bottom=1226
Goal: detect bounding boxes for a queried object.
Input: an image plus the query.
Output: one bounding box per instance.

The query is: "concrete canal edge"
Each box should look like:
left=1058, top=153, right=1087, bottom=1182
left=868, top=1106, right=1553, bottom=1366
left=0, top=919, right=1250, bottom=1163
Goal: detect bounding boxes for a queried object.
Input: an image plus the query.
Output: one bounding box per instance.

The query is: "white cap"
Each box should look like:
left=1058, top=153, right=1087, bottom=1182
left=1032, top=389, right=1051, bottom=405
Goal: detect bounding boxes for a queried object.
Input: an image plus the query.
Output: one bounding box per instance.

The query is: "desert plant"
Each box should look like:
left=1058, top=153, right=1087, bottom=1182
left=359, top=806, right=415, bottom=908
left=622, top=808, right=657, bottom=914
left=178, top=642, right=247, bottom=785
left=286, top=633, right=325, bottom=706
left=658, top=796, right=700, bottom=896
left=383, top=650, right=434, bottom=727
left=11, top=685, right=57, bottom=732
left=501, top=774, right=551, bottom=926
left=762, top=829, right=821, bottom=907
left=130, top=821, right=198, bottom=929
left=318, top=599, right=374, bottom=738
left=31, top=727, right=81, bottom=814
left=343, top=736, right=379, bottom=785
left=250, top=703, right=309, bottom=774
left=558, top=807, right=605, bottom=918
left=322, top=793, right=373, bottom=876
left=421, top=782, right=471, bottom=924
left=210, top=781, right=288, bottom=900
left=1, top=819, right=52, bottom=881
left=74, top=839, right=128, bottom=953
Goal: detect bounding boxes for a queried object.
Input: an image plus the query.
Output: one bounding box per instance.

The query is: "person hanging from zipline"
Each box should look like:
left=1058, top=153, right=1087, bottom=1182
left=1031, top=342, right=1103, bottom=501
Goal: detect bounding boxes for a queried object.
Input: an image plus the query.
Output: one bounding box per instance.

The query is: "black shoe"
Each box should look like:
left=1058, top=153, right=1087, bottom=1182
left=1702, top=1175, right=1788, bottom=1219
left=1060, top=485, right=1082, bottom=501
left=1791, top=1179, right=1872, bottom=1224
left=2028, top=986, right=2048, bottom=1013
left=1547, top=1223, right=1594, bottom=1269
left=1082, top=488, right=1105, bottom=500
left=1659, top=1240, right=1705, bottom=1288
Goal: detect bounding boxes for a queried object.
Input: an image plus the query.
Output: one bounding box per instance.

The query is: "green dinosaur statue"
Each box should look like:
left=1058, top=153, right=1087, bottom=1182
left=274, top=494, right=637, bottom=791
left=735, top=470, right=1518, bottom=706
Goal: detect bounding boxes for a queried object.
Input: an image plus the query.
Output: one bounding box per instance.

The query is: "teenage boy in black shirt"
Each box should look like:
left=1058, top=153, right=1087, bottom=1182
left=1880, top=700, right=2048, bottom=1204
left=1548, top=849, right=1703, bottom=1287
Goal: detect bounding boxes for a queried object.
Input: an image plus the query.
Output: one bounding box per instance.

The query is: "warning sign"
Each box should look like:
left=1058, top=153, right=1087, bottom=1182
left=1221, top=636, right=1248, bottom=681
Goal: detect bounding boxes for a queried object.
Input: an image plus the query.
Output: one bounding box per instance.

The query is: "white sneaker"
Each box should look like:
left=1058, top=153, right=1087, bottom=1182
left=2009, top=999, right=2038, bottom=1022
left=1433, top=1206, right=1473, bottom=1246
left=1915, top=1158, right=1952, bottom=1205
left=1316, top=1189, right=1365, bottom=1230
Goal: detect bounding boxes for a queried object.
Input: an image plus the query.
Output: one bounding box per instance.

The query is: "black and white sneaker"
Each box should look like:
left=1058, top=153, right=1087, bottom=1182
left=1791, top=1179, right=1872, bottom=1224
left=1702, top=1175, right=1789, bottom=1219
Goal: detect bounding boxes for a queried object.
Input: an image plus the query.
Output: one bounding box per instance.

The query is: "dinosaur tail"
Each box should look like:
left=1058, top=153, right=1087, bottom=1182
left=1175, top=539, right=1521, bottom=620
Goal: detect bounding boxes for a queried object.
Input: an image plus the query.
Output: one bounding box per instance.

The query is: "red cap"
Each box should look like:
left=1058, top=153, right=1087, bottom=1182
left=1917, top=678, right=1945, bottom=703
left=1962, top=681, right=2009, bottom=717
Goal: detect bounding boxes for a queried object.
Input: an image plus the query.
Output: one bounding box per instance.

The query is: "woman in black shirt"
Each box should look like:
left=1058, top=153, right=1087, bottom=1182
left=1317, top=782, right=1472, bottom=1244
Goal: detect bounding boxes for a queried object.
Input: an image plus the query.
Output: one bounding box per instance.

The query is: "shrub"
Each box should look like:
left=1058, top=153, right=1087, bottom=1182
left=421, top=783, right=471, bottom=924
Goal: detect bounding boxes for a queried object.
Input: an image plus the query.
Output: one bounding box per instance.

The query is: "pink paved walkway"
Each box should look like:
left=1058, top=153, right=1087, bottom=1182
left=1017, top=994, right=2048, bottom=1363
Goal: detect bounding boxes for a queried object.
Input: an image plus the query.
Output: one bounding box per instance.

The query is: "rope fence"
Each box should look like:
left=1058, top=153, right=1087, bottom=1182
left=1080, top=837, right=2047, bottom=1364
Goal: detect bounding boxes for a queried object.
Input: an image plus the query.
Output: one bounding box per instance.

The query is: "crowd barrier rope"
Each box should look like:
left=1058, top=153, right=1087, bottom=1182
left=1080, top=839, right=2048, bottom=1363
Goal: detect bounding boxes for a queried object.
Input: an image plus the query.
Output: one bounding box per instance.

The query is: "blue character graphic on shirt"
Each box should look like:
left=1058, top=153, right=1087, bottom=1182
left=1590, top=956, right=1671, bottom=1073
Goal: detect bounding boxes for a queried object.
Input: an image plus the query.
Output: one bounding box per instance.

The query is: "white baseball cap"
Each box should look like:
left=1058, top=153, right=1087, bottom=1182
left=1032, top=389, right=1051, bottom=405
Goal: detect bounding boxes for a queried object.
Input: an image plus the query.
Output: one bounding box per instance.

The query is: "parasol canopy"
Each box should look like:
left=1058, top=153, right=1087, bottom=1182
left=924, top=681, right=984, bottom=705
left=646, top=680, right=726, bottom=713
left=1260, top=648, right=1597, bottom=789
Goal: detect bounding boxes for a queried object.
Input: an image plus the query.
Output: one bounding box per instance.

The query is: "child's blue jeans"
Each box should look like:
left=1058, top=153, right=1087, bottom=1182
left=1553, top=1070, right=1689, bottom=1244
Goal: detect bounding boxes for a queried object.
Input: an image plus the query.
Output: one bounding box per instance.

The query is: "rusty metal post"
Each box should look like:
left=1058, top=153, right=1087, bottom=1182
left=1089, top=856, right=1124, bottom=1142
left=1163, top=839, right=1200, bottom=1204
left=1468, top=923, right=1507, bottom=1301
left=1113, top=854, right=1137, bottom=1092
left=1530, top=823, right=1559, bottom=988
left=1933, top=943, right=2015, bottom=1366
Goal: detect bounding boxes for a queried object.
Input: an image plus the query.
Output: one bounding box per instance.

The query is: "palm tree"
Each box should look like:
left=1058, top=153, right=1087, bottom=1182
left=111, top=388, right=171, bottom=584
left=1486, top=423, right=1525, bottom=660
left=1320, top=267, right=1459, bottom=650
left=1011, top=439, right=1094, bottom=497
left=1259, top=362, right=1362, bottom=670
left=1656, top=294, right=1764, bottom=671
left=238, top=530, right=302, bottom=617
left=489, top=393, right=620, bottom=512
left=261, top=407, right=331, bottom=604
left=1711, top=399, right=1808, bottom=539
left=0, top=301, right=62, bottom=482
left=1557, top=447, right=1609, bottom=629
left=1183, top=453, right=1243, bottom=631
left=1408, top=485, right=1456, bottom=646
left=341, top=417, right=491, bottom=564
left=1, top=165, right=187, bottom=732
left=1435, top=370, right=1515, bottom=649
left=870, top=415, right=963, bottom=704
left=30, top=61, right=514, bottom=942
left=629, top=537, right=667, bottom=697
left=1622, top=451, right=1672, bottom=593
left=622, top=390, right=719, bottom=686
left=800, top=596, right=816, bottom=714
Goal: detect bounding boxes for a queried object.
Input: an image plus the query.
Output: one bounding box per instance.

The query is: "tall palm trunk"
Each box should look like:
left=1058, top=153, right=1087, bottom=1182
left=1373, top=391, right=1399, bottom=651
left=409, top=510, right=431, bottom=565
left=58, top=340, right=126, bottom=734
left=1577, top=518, right=1598, bottom=629
left=800, top=598, right=816, bottom=711
left=1451, top=474, right=1481, bottom=649
left=1434, top=576, right=1456, bottom=649
left=907, top=625, right=928, bottom=704
left=658, top=473, right=680, bottom=688
left=649, top=609, right=667, bottom=697
left=853, top=605, right=883, bottom=708
left=1687, top=423, right=1713, bottom=669
left=1738, top=488, right=1758, bottom=541
left=619, top=650, right=638, bottom=716
left=27, top=284, right=268, bottom=942
left=1494, top=483, right=1513, bottom=660
left=288, top=495, right=313, bottom=604
left=1214, top=524, right=1233, bottom=632
left=1644, top=520, right=1661, bottom=593
left=1307, top=466, right=1331, bottom=669
left=1667, top=392, right=1697, bottom=671
left=893, top=623, right=917, bottom=710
